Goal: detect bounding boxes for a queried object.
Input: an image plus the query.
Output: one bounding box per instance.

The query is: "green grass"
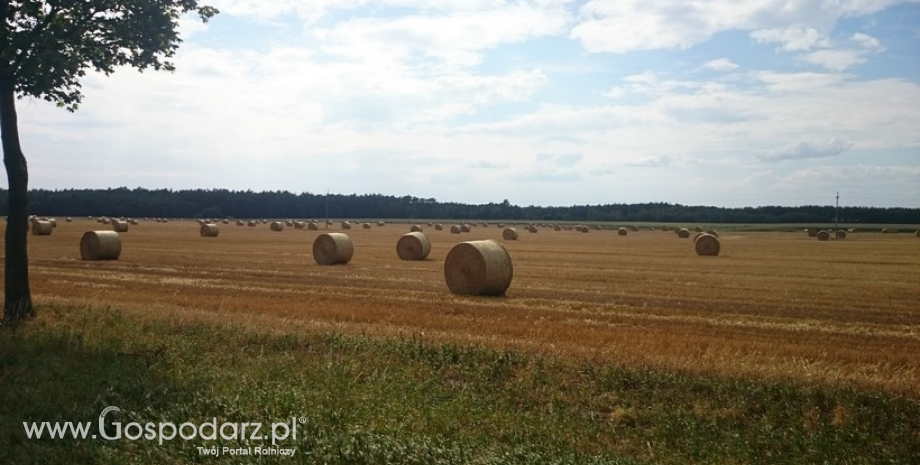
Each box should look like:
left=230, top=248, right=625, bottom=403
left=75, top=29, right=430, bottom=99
left=1, top=303, right=918, bottom=464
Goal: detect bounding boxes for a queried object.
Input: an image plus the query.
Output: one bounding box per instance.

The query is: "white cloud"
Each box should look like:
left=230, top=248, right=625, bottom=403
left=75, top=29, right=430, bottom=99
left=518, top=153, right=584, bottom=182
left=569, top=0, right=914, bottom=53
left=753, top=72, right=847, bottom=92
left=750, top=28, right=830, bottom=51
left=178, top=13, right=212, bottom=38
left=209, top=0, right=371, bottom=23
left=754, top=139, right=854, bottom=162
left=802, top=49, right=867, bottom=71
left=851, top=32, right=885, bottom=50
left=703, top=58, right=739, bottom=72
left=777, top=165, right=920, bottom=189
left=313, top=5, right=568, bottom=72
left=750, top=29, right=887, bottom=71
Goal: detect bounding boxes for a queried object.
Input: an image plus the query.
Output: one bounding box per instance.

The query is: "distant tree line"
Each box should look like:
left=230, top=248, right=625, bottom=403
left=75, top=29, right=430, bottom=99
left=1, top=187, right=917, bottom=224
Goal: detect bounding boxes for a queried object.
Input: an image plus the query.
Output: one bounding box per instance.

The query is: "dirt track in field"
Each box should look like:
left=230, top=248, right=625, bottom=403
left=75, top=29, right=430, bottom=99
left=14, top=219, right=920, bottom=395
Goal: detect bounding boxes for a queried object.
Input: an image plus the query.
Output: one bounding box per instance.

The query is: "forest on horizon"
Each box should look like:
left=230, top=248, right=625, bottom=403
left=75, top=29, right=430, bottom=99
left=1, top=187, right=918, bottom=224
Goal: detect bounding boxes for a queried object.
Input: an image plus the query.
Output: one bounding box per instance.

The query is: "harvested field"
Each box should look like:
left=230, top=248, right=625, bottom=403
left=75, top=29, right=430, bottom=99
left=14, top=219, right=920, bottom=396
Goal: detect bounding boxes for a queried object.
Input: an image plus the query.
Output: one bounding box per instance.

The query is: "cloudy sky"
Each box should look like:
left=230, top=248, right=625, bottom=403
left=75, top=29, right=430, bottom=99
left=16, top=0, right=920, bottom=208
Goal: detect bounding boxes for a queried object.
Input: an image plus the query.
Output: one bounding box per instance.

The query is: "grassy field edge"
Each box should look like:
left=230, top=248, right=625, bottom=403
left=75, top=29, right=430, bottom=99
left=1, top=302, right=918, bottom=465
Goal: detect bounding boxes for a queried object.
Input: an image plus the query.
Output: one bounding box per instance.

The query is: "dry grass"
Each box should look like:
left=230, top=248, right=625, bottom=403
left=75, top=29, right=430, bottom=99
left=13, top=219, right=920, bottom=396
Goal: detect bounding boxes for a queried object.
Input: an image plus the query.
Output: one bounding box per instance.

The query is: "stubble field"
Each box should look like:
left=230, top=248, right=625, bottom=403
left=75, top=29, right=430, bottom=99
left=22, top=218, right=920, bottom=396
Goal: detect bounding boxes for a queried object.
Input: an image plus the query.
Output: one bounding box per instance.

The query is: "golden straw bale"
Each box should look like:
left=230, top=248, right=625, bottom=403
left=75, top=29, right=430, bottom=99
left=31, top=221, right=53, bottom=236
left=694, top=233, right=721, bottom=256
left=312, top=233, right=354, bottom=265
left=443, top=240, right=513, bottom=296
left=396, top=231, right=431, bottom=261
left=200, top=224, right=219, bottom=237
left=80, top=231, right=121, bottom=260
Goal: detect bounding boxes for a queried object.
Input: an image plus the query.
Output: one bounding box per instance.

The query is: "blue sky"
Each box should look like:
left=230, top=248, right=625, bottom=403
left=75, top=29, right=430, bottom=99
left=15, top=0, right=920, bottom=208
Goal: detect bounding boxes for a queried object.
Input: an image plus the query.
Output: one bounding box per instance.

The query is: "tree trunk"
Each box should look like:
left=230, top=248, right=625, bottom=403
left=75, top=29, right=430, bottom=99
left=0, top=75, right=33, bottom=322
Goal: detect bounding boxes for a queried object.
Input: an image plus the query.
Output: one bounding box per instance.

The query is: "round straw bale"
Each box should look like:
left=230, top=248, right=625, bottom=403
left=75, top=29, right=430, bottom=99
left=285, top=220, right=294, bottom=227
left=363, top=223, right=372, bottom=229
left=129, top=219, right=138, bottom=225
left=396, top=231, right=431, bottom=261
left=341, top=221, right=352, bottom=230
left=247, top=220, right=257, bottom=227
left=66, top=217, right=73, bottom=223
left=308, top=222, right=319, bottom=231
left=80, top=231, right=121, bottom=260
left=410, top=224, right=423, bottom=232
left=450, top=225, right=462, bottom=234
left=806, top=228, right=818, bottom=237
left=435, top=224, right=444, bottom=231
left=223, top=219, right=230, bottom=224
left=881, top=228, right=889, bottom=234
left=294, top=221, right=306, bottom=229
left=527, top=225, right=538, bottom=233
left=630, top=225, right=639, bottom=232
left=378, top=221, right=386, bottom=227
left=617, top=227, right=628, bottom=236
left=694, top=226, right=703, bottom=233
left=502, top=227, right=519, bottom=240
left=270, top=221, right=284, bottom=231
left=706, top=230, right=719, bottom=238
left=236, top=220, right=245, bottom=226
left=312, top=233, right=354, bottom=265
left=694, top=233, right=721, bottom=256
left=677, top=228, right=690, bottom=238
left=817, top=230, right=830, bottom=241
left=111, top=220, right=129, bottom=233
left=48, top=218, right=57, bottom=227
left=553, top=224, right=562, bottom=231
left=31, top=221, right=53, bottom=236
left=443, top=240, right=513, bottom=296
left=200, top=224, right=219, bottom=237
left=915, top=230, right=920, bottom=238
left=835, top=230, right=847, bottom=240
left=461, top=224, right=471, bottom=233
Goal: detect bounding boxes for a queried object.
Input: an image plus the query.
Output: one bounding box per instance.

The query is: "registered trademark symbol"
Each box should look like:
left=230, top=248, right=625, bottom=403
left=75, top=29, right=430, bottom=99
left=299, top=417, right=307, bottom=424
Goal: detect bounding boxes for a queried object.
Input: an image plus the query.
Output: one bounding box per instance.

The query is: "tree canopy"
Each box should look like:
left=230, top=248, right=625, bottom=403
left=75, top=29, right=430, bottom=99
left=2, top=0, right=217, bottom=109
